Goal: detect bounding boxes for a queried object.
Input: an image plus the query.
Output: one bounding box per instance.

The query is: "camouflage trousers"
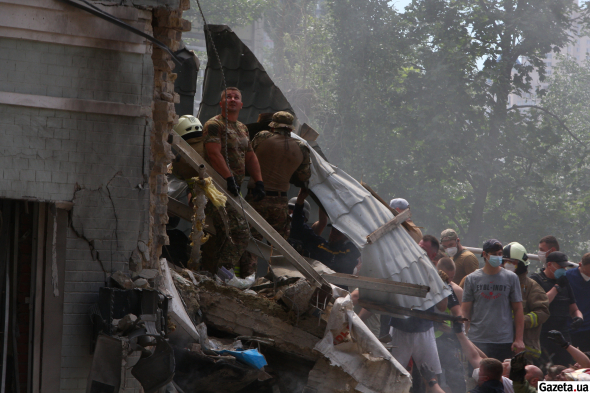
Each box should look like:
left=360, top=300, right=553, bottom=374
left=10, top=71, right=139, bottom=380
left=238, top=195, right=290, bottom=277
left=201, top=202, right=249, bottom=274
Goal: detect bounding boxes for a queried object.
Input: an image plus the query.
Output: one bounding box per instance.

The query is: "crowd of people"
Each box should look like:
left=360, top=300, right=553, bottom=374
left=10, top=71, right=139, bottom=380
left=172, top=87, right=590, bottom=393
left=355, top=225, right=590, bottom=393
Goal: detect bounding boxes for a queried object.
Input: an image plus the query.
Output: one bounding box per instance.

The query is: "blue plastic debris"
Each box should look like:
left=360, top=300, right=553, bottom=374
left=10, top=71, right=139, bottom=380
left=217, top=348, right=267, bottom=369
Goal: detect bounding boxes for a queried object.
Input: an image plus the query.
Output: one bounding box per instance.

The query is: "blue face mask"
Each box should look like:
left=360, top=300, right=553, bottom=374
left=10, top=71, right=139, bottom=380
left=489, top=255, right=503, bottom=267
left=554, top=268, right=566, bottom=279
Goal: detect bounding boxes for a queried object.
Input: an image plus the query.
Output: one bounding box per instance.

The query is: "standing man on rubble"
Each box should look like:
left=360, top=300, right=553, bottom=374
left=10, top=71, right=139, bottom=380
left=201, top=87, right=266, bottom=276
left=239, top=111, right=311, bottom=275
left=462, top=239, right=526, bottom=361
left=390, top=198, right=423, bottom=243
left=440, top=228, right=479, bottom=285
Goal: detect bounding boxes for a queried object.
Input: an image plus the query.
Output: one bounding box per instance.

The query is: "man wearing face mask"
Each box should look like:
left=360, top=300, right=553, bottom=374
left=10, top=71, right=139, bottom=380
left=462, top=239, right=525, bottom=361
left=502, top=242, right=550, bottom=362
left=440, top=229, right=480, bottom=285
left=530, top=251, right=584, bottom=367
left=536, top=236, right=560, bottom=265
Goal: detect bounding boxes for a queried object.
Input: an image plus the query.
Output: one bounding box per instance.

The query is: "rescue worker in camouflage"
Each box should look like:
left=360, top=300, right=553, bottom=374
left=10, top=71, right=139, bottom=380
left=240, top=111, right=311, bottom=275
left=502, top=242, right=550, bottom=362
left=201, top=87, right=265, bottom=276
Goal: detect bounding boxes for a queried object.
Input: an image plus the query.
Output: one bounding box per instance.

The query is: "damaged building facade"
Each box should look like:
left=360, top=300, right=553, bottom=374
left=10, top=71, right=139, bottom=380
left=0, top=0, right=454, bottom=392
left=0, top=0, right=189, bottom=391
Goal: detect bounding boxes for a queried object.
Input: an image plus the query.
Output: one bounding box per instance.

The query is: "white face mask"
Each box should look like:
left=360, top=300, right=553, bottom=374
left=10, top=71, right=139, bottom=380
left=537, top=251, right=547, bottom=264
left=504, top=263, right=516, bottom=272
left=445, top=247, right=458, bottom=258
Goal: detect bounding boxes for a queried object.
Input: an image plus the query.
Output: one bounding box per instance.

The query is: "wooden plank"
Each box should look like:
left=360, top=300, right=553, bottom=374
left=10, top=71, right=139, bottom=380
left=361, top=181, right=398, bottom=216
left=358, top=299, right=466, bottom=323
left=299, top=123, right=319, bottom=141
left=171, top=134, right=329, bottom=289
left=167, top=196, right=193, bottom=221
left=366, top=208, right=411, bottom=245
left=31, top=203, right=45, bottom=393
left=323, top=273, right=429, bottom=297
left=40, top=206, right=67, bottom=393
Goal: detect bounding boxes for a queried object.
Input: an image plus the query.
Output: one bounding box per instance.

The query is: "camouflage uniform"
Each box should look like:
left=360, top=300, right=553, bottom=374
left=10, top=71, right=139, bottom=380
left=201, top=115, right=252, bottom=273
left=251, top=130, right=311, bottom=187
left=239, top=113, right=311, bottom=276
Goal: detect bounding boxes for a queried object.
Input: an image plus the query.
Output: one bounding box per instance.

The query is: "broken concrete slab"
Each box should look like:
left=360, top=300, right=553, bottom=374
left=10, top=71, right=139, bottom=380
left=276, top=279, right=315, bottom=315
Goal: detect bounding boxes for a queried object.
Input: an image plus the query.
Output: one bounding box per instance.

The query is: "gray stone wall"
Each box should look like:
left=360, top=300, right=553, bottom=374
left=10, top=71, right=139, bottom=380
left=0, top=36, right=154, bottom=393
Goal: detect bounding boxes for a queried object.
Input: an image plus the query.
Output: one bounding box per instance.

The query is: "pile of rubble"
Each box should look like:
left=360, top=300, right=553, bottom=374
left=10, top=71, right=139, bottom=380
left=86, top=258, right=411, bottom=393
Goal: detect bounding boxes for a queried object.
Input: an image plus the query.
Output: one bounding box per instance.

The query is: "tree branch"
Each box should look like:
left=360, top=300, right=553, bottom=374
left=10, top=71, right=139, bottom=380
left=508, top=104, right=587, bottom=148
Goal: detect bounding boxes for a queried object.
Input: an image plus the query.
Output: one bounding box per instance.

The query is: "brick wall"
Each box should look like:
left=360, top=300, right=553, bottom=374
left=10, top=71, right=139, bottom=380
left=0, top=35, right=153, bottom=392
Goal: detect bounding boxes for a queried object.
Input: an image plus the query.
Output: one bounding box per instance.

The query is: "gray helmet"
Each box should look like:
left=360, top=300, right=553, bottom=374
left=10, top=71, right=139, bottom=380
left=288, top=197, right=310, bottom=221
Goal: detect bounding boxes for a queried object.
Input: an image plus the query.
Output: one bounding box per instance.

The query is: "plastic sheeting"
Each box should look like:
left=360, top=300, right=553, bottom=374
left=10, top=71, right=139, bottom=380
left=293, top=134, right=451, bottom=310
left=313, top=295, right=412, bottom=393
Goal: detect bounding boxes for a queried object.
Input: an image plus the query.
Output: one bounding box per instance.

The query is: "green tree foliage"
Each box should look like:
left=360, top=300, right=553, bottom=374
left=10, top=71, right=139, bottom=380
left=188, top=0, right=273, bottom=28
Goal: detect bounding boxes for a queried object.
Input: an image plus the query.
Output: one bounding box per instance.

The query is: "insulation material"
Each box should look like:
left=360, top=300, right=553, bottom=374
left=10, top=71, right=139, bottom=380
left=292, top=134, right=451, bottom=310
left=313, top=295, right=412, bottom=393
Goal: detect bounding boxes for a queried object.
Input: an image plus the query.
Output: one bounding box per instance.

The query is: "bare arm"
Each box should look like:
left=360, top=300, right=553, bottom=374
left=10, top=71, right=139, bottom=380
left=512, top=302, right=525, bottom=353
left=455, top=331, right=483, bottom=369
left=568, top=345, right=590, bottom=368
left=546, top=286, right=559, bottom=303
left=205, top=143, right=232, bottom=178
left=462, top=301, right=472, bottom=333
left=312, top=208, right=328, bottom=236
left=436, top=297, right=448, bottom=312
left=569, top=303, right=583, bottom=319
left=358, top=308, right=373, bottom=321
left=245, top=151, right=262, bottom=182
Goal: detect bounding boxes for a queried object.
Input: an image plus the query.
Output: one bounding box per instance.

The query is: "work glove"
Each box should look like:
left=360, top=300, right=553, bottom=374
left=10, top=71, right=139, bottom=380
left=438, top=270, right=449, bottom=284
left=571, top=317, right=584, bottom=331
left=251, top=181, right=266, bottom=202
left=547, top=330, right=570, bottom=349
left=556, top=275, right=569, bottom=289
left=453, top=320, right=463, bottom=334
left=509, top=351, right=527, bottom=383
left=225, top=176, right=240, bottom=197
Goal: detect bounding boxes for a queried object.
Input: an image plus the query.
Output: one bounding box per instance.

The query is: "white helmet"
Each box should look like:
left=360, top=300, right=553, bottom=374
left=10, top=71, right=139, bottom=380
left=174, top=115, right=203, bottom=139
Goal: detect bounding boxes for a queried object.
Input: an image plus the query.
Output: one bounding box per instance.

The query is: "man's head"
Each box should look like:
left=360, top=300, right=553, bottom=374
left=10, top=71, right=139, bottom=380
left=419, top=235, right=440, bottom=262
left=438, top=257, right=456, bottom=282
left=482, top=239, right=503, bottom=266
left=545, top=251, right=569, bottom=279
left=502, top=242, right=529, bottom=275
left=538, top=235, right=560, bottom=261
left=525, top=365, right=544, bottom=388
left=546, top=365, right=566, bottom=381
left=440, top=229, right=462, bottom=256
left=269, top=111, right=295, bottom=131
left=328, top=226, right=348, bottom=245
left=579, top=253, right=590, bottom=277
left=389, top=198, right=409, bottom=213
left=478, top=358, right=504, bottom=386
left=219, top=87, right=243, bottom=115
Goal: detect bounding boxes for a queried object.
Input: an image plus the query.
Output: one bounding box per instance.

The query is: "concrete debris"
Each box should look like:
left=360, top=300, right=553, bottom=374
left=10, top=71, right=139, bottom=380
left=117, top=314, right=139, bottom=334
left=276, top=278, right=315, bottom=315
left=133, top=278, right=150, bottom=289
left=136, top=269, right=159, bottom=280
left=110, top=271, right=134, bottom=289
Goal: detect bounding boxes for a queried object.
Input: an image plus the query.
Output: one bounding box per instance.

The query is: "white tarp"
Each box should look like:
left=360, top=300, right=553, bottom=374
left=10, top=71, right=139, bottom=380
left=293, top=134, right=451, bottom=310
left=312, top=295, right=412, bottom=393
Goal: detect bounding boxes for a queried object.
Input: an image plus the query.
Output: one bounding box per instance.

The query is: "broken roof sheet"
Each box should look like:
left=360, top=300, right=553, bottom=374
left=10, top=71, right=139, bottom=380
left=292, top=134, right=451, bottom=311
left=197, top=25, right=294, bottom=125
